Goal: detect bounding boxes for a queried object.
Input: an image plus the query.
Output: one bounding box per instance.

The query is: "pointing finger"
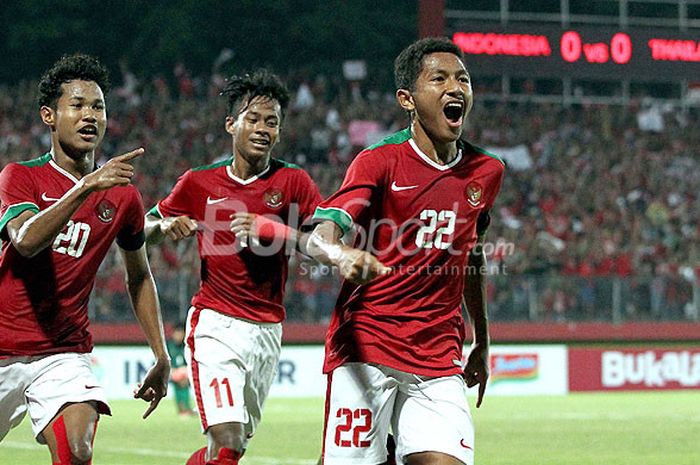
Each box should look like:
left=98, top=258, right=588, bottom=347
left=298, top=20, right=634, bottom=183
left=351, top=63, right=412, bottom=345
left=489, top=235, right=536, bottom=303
left=476, top=380, right=487, bottom=408
left=142, top=395, right=162, bottom=419
left=115, top=148, right=145, bottom=162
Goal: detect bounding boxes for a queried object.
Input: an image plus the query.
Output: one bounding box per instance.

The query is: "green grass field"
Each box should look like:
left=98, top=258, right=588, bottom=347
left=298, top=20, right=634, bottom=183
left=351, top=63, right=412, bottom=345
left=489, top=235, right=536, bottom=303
left=1, top=392, right=698, bottom=465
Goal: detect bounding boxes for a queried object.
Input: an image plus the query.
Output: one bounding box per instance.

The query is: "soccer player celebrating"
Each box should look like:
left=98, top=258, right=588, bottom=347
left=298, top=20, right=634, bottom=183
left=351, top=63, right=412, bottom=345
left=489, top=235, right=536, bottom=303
left=0, top=54, right=170, bottom=464
left=145, top=70, right=322, bottom=465
left=307, top=37, right=505, bottom=465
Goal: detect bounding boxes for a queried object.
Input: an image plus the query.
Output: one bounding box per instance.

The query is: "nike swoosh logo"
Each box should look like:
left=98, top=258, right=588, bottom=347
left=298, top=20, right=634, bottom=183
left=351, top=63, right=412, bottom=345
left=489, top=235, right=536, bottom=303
left=460, top=439, right=473, bottom=450
left=41, top=192, right=60, bottom=202
left=391, top=181, right=418, bottom=192
left=206, top=196, right=228, bottom=205
left=84, top=385, right=100, bottom=390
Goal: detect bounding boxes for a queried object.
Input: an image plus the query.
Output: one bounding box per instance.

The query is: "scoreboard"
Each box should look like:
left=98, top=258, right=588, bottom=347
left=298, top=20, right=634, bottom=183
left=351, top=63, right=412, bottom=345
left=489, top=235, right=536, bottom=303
left=449, top=23, right=700, bottom=82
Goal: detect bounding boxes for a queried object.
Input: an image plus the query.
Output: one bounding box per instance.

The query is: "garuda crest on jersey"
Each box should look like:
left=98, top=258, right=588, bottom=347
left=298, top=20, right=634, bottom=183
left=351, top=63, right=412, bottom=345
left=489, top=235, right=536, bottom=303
left=466, top=182, right=483, bottom=208
left=96, top=199, right=116, bottom=223
left=264, top=188, right=284, bottom=209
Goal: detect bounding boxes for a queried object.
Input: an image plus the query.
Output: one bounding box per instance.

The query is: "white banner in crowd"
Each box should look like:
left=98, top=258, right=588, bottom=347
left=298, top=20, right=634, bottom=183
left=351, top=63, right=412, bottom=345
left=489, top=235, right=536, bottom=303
left=90, top=345, right=568, bottom=400
left=485, top=144, right=533, bottom=171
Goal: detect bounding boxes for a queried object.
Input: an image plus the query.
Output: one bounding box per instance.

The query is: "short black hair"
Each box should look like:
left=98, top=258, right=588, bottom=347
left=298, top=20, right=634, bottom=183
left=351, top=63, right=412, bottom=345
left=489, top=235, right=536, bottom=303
left=221, top=69, right=290, bottom=120
left=394, top=37, right=464, bottom=91
left=38, top=53, right=110, bottom=108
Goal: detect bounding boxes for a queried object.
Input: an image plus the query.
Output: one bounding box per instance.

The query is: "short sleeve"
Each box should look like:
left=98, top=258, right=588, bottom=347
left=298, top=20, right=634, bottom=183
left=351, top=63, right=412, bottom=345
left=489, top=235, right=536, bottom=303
left=479, top=160, right=506, bottom=236
left=484, top=164, right=505, bottom=211
left=147, top=170, right=194, bottom=219
left=312, top=150, right=385, bottom=235
left=0, top=164, right=40, bottom=238
left=117, top=187, right=146, bottom=251
left=294, top=170, right=323, bottom=226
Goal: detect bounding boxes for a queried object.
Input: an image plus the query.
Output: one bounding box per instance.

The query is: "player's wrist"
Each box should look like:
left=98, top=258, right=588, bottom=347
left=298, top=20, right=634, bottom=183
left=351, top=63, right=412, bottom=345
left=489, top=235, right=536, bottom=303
left=76, top=176, right=98, bottom=195
left=254, top=215, right=294, bottom=242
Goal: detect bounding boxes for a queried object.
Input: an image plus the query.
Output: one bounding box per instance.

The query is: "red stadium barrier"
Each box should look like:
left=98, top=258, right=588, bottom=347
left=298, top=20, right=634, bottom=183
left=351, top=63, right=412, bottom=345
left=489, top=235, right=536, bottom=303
left=90, top=321, right=700, bottom=344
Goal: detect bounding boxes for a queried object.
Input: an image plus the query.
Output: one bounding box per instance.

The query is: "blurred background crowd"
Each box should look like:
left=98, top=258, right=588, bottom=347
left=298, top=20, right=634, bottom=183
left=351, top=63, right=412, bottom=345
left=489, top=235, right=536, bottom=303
left=0, top=0, right=697, bottom=325
left=1, top=65, right=697, bottom=325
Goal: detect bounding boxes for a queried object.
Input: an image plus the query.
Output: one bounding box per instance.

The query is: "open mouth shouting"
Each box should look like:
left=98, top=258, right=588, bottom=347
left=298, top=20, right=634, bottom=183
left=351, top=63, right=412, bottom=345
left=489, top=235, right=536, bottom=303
left=443, top=100, right=465, bottom=128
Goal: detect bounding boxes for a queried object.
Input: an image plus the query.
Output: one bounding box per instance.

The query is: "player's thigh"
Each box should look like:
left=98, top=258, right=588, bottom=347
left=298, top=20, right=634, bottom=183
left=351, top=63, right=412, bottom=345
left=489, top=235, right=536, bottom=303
left=25, top=353, right=109, bottom=444
left=0, top=357, right=32, bottom=441
left=185, top=308, right=259, bottom=430
left=207, top=321, right=282, bottom=451
left=404, top=451, right=465, bottom=465
left=42, top=402, right=99, bottom=463
left=393, top=375, right=473, bottom=465
left=323, top=363, right=398, bottom=465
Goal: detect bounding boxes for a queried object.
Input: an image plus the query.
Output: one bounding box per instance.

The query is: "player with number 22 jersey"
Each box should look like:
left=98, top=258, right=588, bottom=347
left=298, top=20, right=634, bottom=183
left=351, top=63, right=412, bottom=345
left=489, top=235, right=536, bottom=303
left=314, top=128, right=504, bottom=377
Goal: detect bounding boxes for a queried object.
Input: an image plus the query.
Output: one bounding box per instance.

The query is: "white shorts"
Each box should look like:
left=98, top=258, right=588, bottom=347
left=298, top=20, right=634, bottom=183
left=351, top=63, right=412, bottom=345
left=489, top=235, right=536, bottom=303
left=0, top=352, right=109, bottom=444
left=185, top=307, right=282, bottom=443
left=323, top=363, right=474, bottom=465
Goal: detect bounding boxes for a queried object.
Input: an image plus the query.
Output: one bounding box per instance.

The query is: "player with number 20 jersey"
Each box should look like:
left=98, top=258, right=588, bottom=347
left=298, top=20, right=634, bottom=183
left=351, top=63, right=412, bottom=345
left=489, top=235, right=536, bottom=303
left=0, top=154, right=145, bottom=356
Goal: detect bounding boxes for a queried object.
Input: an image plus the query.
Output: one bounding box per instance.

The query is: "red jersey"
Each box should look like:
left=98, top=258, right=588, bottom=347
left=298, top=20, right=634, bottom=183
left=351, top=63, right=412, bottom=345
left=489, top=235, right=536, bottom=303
left=150, top=158, right=321, bottom=323
left=0, top=153, right=146, bottom=356
left=313, top=129, right=505, bottom=376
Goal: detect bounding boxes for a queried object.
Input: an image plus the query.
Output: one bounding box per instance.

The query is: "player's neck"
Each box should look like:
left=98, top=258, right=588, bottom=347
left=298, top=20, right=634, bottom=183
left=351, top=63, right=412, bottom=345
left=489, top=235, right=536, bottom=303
left=50, top=146, right=95, bottom=179
left=410, top=124, right=458, bottom=165
left=230, top=153, right=269, bottom=180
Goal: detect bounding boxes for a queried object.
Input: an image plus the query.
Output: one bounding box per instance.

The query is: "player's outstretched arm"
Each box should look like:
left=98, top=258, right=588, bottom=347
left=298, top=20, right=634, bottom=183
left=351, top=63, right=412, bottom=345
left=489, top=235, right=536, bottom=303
left=144, top=213, right=198, bottom=245
left=462, top=235, right=490, bottom=408
left=304, top=221, right=391, bottom=285
left=119, top=244, right=171, bottom=419
left=6, top=148, right=144, bottom=258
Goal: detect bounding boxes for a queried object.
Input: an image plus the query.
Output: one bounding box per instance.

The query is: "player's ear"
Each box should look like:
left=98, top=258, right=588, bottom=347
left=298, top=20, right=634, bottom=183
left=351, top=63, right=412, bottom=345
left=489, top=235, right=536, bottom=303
left=396, top=89, right=415, bottom=112
left=225, top=116, right=236, bottom=135
left=40, top=106, right=56, bottom=130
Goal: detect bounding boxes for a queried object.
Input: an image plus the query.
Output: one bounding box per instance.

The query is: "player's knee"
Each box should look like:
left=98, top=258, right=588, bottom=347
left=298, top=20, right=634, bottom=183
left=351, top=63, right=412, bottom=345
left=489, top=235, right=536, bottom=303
left=209, top=423, right=245, bottom=453
left=67, top=439, right=93, bottom=464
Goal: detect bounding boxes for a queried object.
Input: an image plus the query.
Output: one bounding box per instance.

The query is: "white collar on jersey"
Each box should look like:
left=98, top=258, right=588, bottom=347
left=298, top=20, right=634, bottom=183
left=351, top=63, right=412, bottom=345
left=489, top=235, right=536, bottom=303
left=49, top=159, right=81, bottom=184
left=226, top=164, right=270, bottom=185
left=408, top=138, right=463, bottom=171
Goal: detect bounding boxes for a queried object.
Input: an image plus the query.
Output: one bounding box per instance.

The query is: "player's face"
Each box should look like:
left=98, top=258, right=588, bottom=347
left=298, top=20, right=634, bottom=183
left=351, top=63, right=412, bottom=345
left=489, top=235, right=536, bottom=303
left=400, top=52, right=472, bottom=144
left=226, top=96, right=282, bottom=164
left=42, top=80, right=107, bottom=156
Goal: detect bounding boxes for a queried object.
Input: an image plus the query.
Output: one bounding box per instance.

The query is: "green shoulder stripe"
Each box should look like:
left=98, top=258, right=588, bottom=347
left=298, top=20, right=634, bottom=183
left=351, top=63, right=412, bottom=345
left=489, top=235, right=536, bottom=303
left=312, top=207, right=354, bottom=236
left=192, top=157, right=232, bottom=172
left=0, top=202, right=39, bottom=233
left=366, top=128, right=411, bottom=150
left=274, top=158, right=303, bottom=170
left=147, top=205, right=163, bottom=218
left=470, top=143, right=506, bottom=167
left=18, top=153, right=51, bottom=168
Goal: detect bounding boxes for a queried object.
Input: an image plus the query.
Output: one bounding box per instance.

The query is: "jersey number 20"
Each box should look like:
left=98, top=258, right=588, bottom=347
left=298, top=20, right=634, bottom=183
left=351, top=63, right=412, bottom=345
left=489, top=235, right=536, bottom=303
left=52, top=220, right=91, bottom=258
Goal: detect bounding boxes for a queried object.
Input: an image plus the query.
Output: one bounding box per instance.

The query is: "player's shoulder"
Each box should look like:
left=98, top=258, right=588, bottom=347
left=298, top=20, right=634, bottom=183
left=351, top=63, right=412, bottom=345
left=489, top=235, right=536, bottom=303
left=184, top=157, right=232, bottom=184
left=270, top=157, right=305, bottom=174
left=363, top=128, right=412, bottom=156
left=2, top=153, right=52, bottom=175
left=462, top=140, right=506, bottom=173
left=190, top=157, right=232, bottom=175
left=270, top=158, right=311, bottom=179
left=350, top=128, right=412, bottom=170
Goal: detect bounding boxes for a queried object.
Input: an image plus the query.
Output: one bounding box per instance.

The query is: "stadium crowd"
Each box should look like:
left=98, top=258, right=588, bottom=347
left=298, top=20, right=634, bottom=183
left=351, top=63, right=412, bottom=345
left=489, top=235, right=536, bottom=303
left=1, top=64, right=697, bottom=324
